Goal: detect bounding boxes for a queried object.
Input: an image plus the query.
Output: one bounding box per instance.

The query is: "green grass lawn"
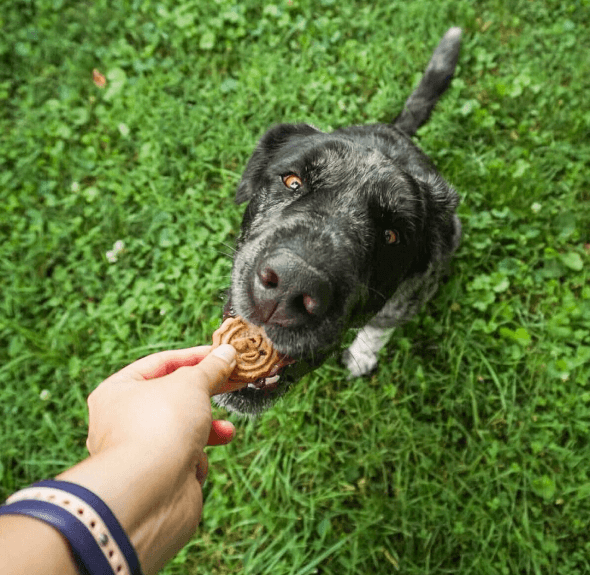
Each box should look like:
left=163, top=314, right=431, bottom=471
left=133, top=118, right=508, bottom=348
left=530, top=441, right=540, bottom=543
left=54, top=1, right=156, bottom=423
left=2, top=0, right=589, bottom=573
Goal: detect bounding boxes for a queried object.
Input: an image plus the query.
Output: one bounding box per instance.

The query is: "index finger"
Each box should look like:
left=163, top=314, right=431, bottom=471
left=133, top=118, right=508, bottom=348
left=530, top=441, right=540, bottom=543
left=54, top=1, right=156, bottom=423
left=109, top=345, right=213, bottom=382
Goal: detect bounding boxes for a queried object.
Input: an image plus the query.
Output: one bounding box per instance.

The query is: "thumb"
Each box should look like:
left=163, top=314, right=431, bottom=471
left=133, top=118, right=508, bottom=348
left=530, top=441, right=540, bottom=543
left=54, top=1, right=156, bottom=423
left=190, top=344, right=239, bottom=396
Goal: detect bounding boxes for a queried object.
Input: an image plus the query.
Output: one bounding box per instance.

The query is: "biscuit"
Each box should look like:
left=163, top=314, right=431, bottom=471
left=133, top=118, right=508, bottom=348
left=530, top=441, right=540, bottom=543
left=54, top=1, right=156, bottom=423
left=211, top=317, right=281, bottom=383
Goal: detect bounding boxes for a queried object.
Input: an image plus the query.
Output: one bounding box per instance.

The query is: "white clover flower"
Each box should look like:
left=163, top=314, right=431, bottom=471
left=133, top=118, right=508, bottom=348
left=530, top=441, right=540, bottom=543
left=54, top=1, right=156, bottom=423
left=106, top=240, right=125, bottom=263
left=39, top=389, right=51, bottom=401
left=531, top=202, right=542, bottom=214
left=71, top=181, right=80, bottom=193
left=118, top=123, right=130, bottom=137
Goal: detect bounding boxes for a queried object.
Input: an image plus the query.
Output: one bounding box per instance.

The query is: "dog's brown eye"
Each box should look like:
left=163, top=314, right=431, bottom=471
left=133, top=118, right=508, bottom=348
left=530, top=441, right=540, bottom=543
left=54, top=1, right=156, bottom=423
left=282, top=174, right=302, bottom=191
left=384, top=229, right=399, bottom=245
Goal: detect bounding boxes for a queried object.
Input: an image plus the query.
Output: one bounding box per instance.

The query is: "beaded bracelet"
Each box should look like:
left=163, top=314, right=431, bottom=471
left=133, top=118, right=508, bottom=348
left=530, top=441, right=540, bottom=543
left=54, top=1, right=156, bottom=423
left=0, top=480, right=143, bottom=575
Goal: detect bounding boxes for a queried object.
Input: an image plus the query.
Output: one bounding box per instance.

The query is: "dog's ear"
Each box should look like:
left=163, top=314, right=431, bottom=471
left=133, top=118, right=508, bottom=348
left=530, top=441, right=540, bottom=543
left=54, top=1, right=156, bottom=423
left=236, top=123, right=321, bottom=204
left=410, top=176, right=460, bottom=275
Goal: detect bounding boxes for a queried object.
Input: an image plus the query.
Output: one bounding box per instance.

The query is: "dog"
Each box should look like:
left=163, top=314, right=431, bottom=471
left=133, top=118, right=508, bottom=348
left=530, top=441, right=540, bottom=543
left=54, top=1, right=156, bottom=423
left=215, top=27, right=462, bottom=416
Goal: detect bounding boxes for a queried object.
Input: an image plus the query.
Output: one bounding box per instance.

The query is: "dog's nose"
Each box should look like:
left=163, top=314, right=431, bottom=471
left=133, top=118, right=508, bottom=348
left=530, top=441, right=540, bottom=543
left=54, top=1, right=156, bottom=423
left=251, top=249, right=333, bottom=327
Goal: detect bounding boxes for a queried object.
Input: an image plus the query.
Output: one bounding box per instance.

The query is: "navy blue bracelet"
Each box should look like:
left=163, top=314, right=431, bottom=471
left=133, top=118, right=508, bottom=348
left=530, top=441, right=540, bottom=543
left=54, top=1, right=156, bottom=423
left=1, top=479, right=143, bottom=575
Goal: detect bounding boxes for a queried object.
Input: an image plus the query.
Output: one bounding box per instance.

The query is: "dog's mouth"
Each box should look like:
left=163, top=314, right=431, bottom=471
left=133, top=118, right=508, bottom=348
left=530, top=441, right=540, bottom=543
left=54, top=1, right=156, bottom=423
left=241, top=356, right=296, bottom=391
left=222, top=304, right=297, bottom=392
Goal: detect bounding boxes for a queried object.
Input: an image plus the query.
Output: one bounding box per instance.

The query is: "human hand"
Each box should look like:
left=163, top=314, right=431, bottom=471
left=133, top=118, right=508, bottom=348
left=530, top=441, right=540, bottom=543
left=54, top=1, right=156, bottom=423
left=86, top=344, right=239, bottom=475
left=58, top=343, right=240, bottom=574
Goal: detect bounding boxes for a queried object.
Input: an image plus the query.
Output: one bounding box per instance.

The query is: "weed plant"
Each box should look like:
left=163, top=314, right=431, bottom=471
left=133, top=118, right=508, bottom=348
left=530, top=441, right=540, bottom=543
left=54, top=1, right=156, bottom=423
left=1, top=0, right=589, bottom=573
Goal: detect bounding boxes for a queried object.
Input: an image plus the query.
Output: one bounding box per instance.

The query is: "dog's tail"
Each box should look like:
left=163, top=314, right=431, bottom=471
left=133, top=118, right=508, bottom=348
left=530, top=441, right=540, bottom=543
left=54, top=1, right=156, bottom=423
left=393, top=27, right=462, bottom=137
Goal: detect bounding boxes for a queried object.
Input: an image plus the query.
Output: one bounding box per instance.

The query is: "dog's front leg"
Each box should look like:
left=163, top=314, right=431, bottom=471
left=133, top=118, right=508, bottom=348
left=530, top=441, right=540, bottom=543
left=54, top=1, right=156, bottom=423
left=342, top=324, right=396, bottom=378
left=342, top=271, right=442, bottom=377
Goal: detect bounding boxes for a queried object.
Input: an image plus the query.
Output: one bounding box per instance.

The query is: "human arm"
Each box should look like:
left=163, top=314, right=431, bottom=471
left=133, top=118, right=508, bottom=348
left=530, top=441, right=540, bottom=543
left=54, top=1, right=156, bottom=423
left=0, top=344, right=238, bottom=575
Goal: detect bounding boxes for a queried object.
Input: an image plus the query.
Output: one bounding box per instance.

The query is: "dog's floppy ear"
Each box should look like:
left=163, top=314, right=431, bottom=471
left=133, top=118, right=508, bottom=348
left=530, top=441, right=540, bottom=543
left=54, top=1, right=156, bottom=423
left=409, top=176, right=460, bottom=275
left=235, top=123, right=320, bottom=204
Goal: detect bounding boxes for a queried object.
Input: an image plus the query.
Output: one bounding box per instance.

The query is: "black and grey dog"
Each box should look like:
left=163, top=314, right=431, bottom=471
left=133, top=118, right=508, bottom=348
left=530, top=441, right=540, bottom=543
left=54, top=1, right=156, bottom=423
left=216, top=27, right=462, bottom=416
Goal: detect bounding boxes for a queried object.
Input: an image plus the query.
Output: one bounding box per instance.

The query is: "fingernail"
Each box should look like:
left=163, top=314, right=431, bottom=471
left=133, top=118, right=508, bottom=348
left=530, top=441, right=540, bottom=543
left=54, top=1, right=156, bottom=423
left=211, top=344, right=237, bottom=365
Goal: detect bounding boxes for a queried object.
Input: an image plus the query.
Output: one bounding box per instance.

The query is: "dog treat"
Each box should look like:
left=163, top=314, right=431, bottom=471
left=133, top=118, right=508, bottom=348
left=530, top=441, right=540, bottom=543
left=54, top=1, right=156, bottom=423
left=211, top=316, right=282, bottom=383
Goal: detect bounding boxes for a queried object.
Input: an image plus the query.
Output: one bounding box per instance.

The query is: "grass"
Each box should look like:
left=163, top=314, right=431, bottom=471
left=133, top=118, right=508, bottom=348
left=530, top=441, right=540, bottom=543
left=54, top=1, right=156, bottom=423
left=1, top=0, right=589, bottom=573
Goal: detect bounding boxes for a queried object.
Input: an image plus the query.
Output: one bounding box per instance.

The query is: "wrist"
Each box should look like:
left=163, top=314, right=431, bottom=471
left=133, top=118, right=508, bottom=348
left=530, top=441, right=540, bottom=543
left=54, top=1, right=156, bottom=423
left=2, top=479, right=143, bottom=575
left=57, top=442, right=201, bottom=575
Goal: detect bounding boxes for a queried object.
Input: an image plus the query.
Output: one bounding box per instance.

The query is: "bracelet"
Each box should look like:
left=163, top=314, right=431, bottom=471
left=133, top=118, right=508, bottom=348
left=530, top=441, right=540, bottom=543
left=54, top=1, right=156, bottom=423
left=1, top=480, right=143, bottom=575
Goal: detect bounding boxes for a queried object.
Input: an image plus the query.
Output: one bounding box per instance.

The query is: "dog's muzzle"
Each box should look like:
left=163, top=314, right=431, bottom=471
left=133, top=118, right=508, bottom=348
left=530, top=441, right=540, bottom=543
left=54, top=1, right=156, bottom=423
left=249, top=248, right=333, bottom=328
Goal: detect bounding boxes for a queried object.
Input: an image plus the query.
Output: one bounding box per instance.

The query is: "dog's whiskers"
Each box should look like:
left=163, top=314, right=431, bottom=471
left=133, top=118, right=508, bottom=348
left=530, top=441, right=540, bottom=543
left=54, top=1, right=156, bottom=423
left=368, top=286, right=388, bottom=301
left=203, top=245, right=235, bottom=260
left=220, top=241, right=237, bottom=254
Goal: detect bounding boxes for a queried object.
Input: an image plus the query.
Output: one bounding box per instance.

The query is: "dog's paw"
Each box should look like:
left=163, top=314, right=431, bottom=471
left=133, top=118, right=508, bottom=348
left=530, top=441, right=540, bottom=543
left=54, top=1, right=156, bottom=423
left=342, top=346, right=379, bottom=378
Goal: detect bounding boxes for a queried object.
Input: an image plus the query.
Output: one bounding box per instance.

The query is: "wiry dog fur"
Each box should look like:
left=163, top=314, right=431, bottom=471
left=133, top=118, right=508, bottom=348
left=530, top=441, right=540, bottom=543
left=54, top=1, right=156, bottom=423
left=215, top=28, right=462, bottom=416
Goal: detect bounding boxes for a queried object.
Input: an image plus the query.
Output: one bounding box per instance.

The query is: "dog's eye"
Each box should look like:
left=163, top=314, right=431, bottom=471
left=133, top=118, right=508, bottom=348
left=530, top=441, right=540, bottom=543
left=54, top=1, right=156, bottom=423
left=282, top=173, right=303, bottom=191
left=384, top=229, right=400, bottom=245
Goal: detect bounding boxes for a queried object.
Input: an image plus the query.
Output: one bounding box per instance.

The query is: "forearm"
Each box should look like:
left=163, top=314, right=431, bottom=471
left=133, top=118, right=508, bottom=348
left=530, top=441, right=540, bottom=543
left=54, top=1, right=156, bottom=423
left=0, top=514, right=78, bottom=575
left=1, top=442, right=200, bottom=575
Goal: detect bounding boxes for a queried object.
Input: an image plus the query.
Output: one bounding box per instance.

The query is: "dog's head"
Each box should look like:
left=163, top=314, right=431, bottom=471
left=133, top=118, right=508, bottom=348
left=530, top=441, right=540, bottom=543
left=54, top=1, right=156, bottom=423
left=214, top=122, right=459, bottom=415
